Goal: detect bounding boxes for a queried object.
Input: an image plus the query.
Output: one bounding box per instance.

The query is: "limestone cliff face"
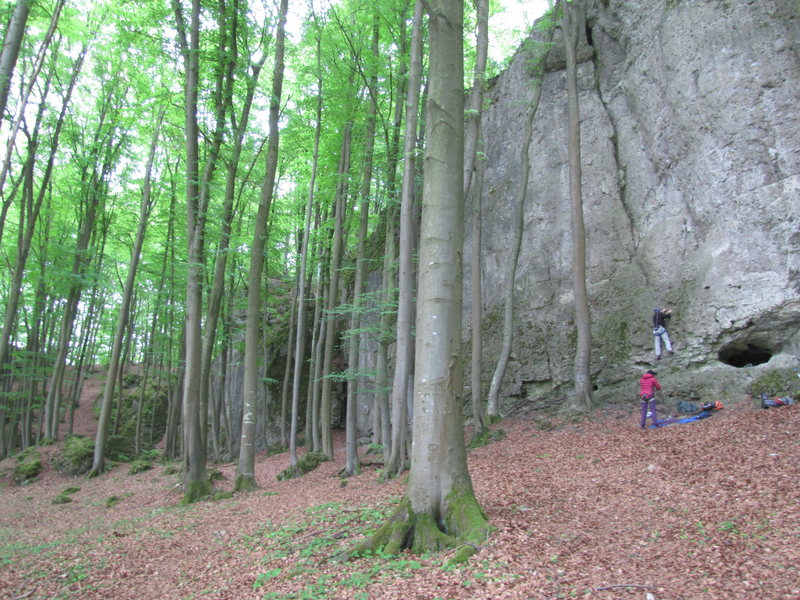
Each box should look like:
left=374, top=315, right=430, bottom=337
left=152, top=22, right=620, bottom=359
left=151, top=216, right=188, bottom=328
left=471, top=0, right=800, bottom=408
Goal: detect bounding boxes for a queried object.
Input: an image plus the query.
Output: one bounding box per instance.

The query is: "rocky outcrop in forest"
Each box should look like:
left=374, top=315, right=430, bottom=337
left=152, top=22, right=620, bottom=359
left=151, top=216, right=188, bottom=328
left=224, top=1, right=799, bottom=446
left=469, top=0, right=799, bottom=409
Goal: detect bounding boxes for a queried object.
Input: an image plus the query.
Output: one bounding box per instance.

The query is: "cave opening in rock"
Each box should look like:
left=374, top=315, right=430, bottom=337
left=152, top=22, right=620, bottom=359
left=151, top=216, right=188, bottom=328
left=718, top=342, right=773, bottom=368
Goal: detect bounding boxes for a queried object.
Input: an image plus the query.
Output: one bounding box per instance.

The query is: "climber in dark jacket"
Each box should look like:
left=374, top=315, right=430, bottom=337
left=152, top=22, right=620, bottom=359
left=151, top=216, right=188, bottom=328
left=638, top=369, right=661, bottom=428
left=652, top=307, right=673, bottom=360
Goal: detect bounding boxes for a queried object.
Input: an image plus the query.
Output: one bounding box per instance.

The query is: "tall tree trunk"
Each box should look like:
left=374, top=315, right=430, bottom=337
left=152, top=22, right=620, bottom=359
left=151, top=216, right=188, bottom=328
left=90, top=110, right=162, bottom=476
left=173, top=0, right=210, bottom=503
left=463, top=0, right=489, bottom=200
left=197, top=0, right=245, bottom=452
left=357, top=0, right=489, bottom=563
left=319, top=120, right=353, bottom=460
left=309, top=264, right=326, bottom=453
left=0, top=41, right=83, bottom=385
left=486, top=14, right=557, bottom=418
left=343, top=10, right=380, bottom=478
left=465, top=0, right=489, bottom=439
left=289, top=31, right=324, bottom=468
left=235, top=0, right=289, bottom=491
left=0, top=0, right=32, bottom=126
left=385, top=0, right=424, bottom=478
left=201, top=45, right=266, bottom=463
left=0, top=0, right=66, bottom=222
left=470, top=142, right=486, bottom=437
left=564, top=0, right=592, bottom=411
left=280, top=278, right=297, bottom=449
left=374, top=211, right=395, bottom=452
left=374, top=2, right=408, bottom=456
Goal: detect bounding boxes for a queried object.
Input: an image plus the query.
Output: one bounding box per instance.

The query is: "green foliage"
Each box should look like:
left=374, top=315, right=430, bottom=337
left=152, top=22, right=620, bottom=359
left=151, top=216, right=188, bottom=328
left=52, top=486, right=81, bottom=504
left=13, top=449, right=43, bottom=484
left=468, top=428, right=506, bottom=449
left=162, top=464, right=180, bottom=476
left=106, top=434, right=136, bottom=463
left=106, top=496, right=121, bottom=508
left=365, top=443, right=383, bottom=455
left=128, top=460, right=152, bottom=475
left=277, top=452, right=330, bottom=481
left=181, top=479, right=213, bottom=505
left=138, top=448, right=160, bottom=461
left=213, top=491, right=234, bottom=501
left=243, top=500, right=404, bottom=597
left=749, top=368, right=800, bottom=398
left=52, top=435, right=95, bottom=476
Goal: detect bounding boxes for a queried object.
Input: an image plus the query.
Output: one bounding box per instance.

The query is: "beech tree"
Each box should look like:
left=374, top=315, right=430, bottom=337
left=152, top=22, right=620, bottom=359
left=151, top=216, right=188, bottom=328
left=486, top=6, right=558, bottom=419
left=236, top=0, right=289, bottom=492
left=0, top=0, right=31, bottom=125
left=355, top=0, right=490, bottom=562
left=384, top=0, right=424, bottom=479
left=172, top=0, right=210, bottom=503
left=564, top=0, right=592, bottom=410
left=91, top=109, right=164, bottom=477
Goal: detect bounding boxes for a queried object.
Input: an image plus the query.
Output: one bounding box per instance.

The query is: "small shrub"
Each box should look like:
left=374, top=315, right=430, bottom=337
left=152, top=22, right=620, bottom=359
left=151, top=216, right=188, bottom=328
left=128, top=460, right=152, bottom=475
left=208, top=469, right=224, bottom=482
left=138, top=448, right=160, bottom=461
left=365, top=443, right=383, bottom=455
left=106, top=434, right=135, bottom=462
left=52, top=484, right=81, bottom=505
left=53, top=435, right=94, bottom=476
left=106, top=495, right=121, bottom=508
left=162, top=464, right=179, bottom=476
left=749, top=368, right=800, bottom=398
left=13, top=448, right=43, bottom=484
left=277, top=451, right=330, bottom=481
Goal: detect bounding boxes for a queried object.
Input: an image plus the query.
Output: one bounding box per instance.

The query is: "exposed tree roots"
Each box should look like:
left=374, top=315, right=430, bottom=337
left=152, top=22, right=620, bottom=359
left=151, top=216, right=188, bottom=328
left=181, top=479, right=212, bottom=504
left=349, top=485, right=492, bottom=566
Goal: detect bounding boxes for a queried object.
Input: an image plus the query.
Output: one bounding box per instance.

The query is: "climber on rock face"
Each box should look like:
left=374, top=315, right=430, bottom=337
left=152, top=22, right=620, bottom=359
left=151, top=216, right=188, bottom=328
left=652, top=307, right=673, bottom=360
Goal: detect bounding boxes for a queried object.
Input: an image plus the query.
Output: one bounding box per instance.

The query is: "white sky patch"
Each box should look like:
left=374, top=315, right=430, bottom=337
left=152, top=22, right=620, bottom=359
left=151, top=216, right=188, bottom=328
left=488, top=0, right=552, bottom=64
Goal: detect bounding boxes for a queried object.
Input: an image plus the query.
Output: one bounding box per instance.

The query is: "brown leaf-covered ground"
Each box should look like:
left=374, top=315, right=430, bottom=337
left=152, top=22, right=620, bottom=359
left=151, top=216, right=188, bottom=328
left=1, top=383, right=798, bottom=600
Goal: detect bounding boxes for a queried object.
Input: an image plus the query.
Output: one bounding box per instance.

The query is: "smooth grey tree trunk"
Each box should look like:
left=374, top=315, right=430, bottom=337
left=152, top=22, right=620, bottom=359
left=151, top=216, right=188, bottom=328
left=290, top=27, right=324, bottom=468
left=564, top=0, right=593, bottom=411
left=200, top=5, right=264, bottom=463
left=343, top=10, right=380, bottom=478
left=173, top=0, right=209, bottom=503
left=465, top=0, right=489, bottom=439
left=235, top=0, right=289, bottom=491
left=486, top=13, right=558, bottom=418
left=319, top=121, right=352, bottom=460
left=0, top=0, right=32, bottom=128
left=90, top=110, right=162, bottom=476
left=385, top=0, right=424, bottom=479
left=356, top=0, right=489, bottom=563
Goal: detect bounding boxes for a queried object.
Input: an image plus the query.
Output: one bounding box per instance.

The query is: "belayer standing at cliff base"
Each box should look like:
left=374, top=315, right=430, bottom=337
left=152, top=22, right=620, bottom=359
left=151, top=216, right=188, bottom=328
left=639, top=369, right=661, bottom=428
left=652, top=307, right=674, bottom=360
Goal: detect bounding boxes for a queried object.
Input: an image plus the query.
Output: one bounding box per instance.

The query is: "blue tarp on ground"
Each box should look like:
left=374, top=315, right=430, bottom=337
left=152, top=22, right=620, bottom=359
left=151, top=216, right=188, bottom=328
left=649, top=411, right=713, bottom=429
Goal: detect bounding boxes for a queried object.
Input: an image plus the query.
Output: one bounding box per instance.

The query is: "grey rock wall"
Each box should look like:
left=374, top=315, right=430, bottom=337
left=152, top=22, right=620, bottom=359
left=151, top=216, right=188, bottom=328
left=469, top=0, right=800, bottom=410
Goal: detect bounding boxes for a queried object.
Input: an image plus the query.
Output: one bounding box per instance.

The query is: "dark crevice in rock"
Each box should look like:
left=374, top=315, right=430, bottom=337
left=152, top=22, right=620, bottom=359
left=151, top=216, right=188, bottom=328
left=587, top=23, right=650, bottom=288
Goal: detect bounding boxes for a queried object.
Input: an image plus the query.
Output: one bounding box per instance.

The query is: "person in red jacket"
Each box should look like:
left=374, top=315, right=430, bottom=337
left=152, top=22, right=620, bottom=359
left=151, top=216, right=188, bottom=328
left=639, top=369, right=661, bottom=428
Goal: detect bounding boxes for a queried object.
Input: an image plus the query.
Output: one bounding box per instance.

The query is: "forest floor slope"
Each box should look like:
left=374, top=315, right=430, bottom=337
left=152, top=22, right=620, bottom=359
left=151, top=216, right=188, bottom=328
left=1, top=385, right=798, bottom=600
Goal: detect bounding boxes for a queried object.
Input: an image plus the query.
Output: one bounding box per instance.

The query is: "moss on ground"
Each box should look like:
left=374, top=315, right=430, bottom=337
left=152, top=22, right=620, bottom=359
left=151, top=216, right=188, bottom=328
left=13, top=448, right=42, bottom=484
